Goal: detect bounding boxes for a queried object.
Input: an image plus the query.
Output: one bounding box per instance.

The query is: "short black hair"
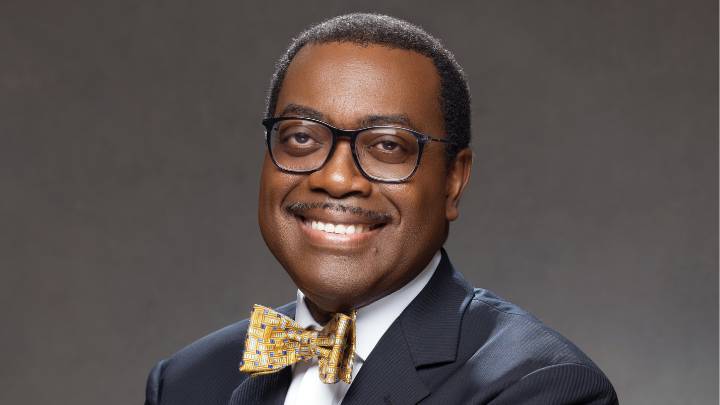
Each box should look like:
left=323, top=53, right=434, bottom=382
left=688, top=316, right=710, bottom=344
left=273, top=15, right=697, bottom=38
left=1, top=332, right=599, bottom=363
left=265, top=13, right=471, bottom=160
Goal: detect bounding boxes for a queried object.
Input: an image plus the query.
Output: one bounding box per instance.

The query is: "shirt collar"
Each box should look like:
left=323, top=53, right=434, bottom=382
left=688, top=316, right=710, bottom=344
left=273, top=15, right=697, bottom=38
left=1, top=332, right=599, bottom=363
left=294, top=250, right=442, bottom=362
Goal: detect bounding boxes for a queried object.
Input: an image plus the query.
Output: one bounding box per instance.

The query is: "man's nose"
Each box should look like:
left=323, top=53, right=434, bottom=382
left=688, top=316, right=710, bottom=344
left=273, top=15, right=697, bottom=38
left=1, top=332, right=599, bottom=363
left=306, top=140, right=372, bottom=198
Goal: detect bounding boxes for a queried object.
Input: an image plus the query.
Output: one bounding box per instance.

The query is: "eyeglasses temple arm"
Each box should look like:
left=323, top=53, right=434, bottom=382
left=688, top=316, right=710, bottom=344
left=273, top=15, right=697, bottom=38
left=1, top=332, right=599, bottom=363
left=428, top=136, right=456, bottom=145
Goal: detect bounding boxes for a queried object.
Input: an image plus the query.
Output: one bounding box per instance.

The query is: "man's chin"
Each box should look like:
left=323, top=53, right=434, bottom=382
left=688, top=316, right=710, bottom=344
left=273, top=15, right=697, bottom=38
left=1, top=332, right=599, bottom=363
left=288, top=265, right=381, bottom=312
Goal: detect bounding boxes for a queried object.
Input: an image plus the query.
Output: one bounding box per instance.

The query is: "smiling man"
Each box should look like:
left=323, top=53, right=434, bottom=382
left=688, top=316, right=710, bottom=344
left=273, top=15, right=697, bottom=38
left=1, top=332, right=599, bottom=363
left=145, top=13, right=617, bottom=405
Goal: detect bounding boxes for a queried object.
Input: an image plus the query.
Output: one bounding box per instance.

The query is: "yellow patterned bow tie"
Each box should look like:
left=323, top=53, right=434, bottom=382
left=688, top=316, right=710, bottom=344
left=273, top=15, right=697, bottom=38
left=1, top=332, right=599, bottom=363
left=239, top=304, right=357, bottom=384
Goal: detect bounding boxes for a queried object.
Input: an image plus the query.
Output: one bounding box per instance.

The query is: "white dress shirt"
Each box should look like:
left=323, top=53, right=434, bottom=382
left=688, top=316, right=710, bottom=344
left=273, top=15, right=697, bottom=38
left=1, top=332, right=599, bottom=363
left=283, top=251, right=441, bottom=405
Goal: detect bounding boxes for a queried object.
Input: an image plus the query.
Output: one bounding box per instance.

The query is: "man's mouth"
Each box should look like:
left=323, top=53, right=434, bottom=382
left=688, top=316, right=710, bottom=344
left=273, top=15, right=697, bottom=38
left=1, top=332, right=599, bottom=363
left=285, top=202, right=390, bottom=245
left=299, top=218, right=385, bottom=235
left=293, top=215, right=387, bottom=246
left=309, top=219, right=371, bottom=235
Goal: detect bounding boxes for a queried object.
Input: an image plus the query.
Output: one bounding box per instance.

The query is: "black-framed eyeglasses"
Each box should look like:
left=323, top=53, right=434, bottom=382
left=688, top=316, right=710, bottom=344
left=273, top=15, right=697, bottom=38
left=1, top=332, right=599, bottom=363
left=262, top=116, right=454, bottom=183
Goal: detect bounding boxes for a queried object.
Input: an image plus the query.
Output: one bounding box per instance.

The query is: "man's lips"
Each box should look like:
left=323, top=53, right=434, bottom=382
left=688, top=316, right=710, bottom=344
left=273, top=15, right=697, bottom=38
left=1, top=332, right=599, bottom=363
left=294, top=215, right=384, bottom=244
left=285, top=201, right=391, bottom=245
left=292, top=210, right=388, bottom=235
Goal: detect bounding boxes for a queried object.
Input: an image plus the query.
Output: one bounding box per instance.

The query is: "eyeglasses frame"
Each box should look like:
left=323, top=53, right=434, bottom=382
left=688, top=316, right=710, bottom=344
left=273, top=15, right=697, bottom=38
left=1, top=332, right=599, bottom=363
left=262, top=116, right=455, bottom=183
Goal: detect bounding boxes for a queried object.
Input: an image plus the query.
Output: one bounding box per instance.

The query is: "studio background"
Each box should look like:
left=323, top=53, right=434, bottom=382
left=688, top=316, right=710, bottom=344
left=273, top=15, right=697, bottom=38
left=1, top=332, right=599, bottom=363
left=1, top=1, right=717, bottom=404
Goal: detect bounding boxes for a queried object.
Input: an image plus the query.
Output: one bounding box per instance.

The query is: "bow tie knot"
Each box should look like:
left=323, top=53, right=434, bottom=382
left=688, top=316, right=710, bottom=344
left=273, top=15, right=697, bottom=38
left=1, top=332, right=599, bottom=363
left=239, top=305, right=356, bottom=384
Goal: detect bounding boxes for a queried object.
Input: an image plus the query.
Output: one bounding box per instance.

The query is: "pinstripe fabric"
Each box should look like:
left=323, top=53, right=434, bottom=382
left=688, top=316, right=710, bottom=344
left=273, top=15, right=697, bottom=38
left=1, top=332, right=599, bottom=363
left=239, top=305, right=356, bottom=384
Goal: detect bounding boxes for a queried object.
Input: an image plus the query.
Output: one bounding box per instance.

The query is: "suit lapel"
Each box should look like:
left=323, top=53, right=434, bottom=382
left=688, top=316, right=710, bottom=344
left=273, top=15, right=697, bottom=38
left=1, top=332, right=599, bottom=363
left=341, top=324, right=429, bottom=405
left=342, top=249, right=474, bottom=405
left=227, top=367, right=291, bottom=405
left=228, top=303, right=296, bottom=405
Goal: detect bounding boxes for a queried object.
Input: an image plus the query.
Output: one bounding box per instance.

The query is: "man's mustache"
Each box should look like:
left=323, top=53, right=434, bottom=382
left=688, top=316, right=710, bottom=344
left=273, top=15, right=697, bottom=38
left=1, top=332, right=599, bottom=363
left=285, top=202, right=392, bottom=223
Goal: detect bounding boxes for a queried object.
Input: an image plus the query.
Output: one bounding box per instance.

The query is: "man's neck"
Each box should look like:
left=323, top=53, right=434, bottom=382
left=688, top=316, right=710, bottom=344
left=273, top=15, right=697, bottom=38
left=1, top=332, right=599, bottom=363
left=303, top=296, right=334, bottom=325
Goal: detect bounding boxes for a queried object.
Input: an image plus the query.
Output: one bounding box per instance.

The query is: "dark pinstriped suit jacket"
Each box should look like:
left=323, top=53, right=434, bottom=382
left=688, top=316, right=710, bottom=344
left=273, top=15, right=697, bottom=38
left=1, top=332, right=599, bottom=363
left=145, top=250, right=618, bottom=404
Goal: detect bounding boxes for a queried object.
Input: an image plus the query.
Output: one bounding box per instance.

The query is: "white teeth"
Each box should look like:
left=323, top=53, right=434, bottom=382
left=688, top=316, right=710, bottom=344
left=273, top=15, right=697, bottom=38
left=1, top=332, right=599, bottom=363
left=306, top=220, right=371, bottom=235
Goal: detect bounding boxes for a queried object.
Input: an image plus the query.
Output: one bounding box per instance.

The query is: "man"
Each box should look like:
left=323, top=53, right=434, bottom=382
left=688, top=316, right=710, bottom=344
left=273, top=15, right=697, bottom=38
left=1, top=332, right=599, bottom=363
left=145, top=13, right=618, bottom=405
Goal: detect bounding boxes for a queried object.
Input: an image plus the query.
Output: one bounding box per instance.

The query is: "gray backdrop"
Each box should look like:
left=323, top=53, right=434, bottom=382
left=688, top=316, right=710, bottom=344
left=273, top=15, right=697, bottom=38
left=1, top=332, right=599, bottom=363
left=1, top=0, right=717, bottom=404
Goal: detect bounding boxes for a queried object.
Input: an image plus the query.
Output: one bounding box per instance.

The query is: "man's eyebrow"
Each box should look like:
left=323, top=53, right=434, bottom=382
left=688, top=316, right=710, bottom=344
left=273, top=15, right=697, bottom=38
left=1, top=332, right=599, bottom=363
left=277, top=104, right=416, bottom=130
left=360, top=114, right=414, bottom=129
left=277, top=104, right=325, bottom=121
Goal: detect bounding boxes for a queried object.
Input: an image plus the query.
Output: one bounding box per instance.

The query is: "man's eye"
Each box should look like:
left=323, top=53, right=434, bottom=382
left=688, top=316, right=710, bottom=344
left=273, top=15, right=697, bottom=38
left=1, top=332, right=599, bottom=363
left=290, top=133, right=310, bottom=144
left=275, top=129, right=325, bottom=158
left=281, top=132, right=316, bottom=146
left=370, top=139, right=406, bottom=154
left=377, top=141, right=399, bottom=151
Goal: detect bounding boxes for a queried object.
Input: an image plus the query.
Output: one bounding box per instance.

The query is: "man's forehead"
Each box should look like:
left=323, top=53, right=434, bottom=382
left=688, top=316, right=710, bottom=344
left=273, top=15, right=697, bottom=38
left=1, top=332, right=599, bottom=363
left=275, top=42, right=444, bottom=134
left=288, top=42, right=438, bottom=82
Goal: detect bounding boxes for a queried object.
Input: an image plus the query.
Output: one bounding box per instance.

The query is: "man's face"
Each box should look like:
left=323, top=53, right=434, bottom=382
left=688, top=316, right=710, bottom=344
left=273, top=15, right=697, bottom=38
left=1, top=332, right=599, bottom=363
left=259, top=42, right=471, bottom=313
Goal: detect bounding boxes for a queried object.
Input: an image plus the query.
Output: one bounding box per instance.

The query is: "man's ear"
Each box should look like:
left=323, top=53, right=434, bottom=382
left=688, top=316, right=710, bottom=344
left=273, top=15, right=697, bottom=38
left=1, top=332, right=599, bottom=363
left=445, top=148, right=473, bottom=221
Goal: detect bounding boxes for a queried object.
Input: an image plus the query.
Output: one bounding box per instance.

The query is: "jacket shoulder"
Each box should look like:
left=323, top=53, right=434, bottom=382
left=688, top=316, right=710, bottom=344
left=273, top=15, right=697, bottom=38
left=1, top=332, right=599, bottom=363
left=464, top=288, right=599, bottom=366
left=428, top=288, right=617, bottom=403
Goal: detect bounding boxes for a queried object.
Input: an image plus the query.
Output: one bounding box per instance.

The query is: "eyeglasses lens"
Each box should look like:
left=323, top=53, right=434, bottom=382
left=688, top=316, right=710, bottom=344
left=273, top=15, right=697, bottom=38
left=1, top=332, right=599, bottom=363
left=356, top=128, right=419, bottom=181
left=270, top=119, right=332, bottom=172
